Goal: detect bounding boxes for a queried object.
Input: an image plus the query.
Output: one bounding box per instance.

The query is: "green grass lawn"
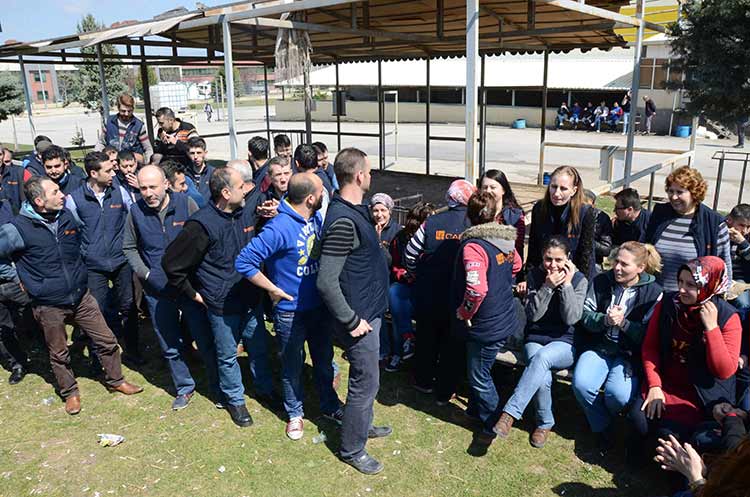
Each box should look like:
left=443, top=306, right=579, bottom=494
left=0, top=321, right=668, bottom=497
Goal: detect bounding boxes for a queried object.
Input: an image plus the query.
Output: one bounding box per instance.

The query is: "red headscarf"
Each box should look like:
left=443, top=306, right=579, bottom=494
left=674, top=256, right=730, bottom=333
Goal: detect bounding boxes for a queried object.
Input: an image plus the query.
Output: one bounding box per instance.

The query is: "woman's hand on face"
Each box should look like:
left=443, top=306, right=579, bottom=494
left=545, top=270, right=566, bottom=288
left=699, top=301, right=719, bottom=331
left=642, top=386, right=666, bottom=420
left=562, top=261, right=576, bottom=285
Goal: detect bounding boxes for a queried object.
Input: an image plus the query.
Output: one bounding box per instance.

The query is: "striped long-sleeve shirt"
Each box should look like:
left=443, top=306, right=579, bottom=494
left=731, top=237, right=750, bottom=283
left=403, top=223, right=427, bottom=276
left=655, top=216, right=732, bottom=292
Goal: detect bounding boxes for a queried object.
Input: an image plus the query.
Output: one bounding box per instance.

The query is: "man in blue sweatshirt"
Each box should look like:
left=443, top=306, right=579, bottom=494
left=236, top=172, right=342, bottom=441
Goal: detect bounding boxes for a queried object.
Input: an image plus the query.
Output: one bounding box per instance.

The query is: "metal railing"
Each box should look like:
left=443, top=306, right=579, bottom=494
left=711, top=150, right=750, bottom=209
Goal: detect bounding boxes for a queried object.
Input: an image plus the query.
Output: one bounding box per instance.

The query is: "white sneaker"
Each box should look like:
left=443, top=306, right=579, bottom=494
left=402, top=338, right=415, bottom=360
left=286, top=417, right=304, bottom=440
left=384, top=355, right=401, bottom=373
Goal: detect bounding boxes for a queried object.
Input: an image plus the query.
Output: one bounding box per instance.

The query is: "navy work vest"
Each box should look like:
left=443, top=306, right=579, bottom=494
left=0, top=164, right=25, bottom=214
left=11, top=209, right=88, bottom=306
left=186, top=164, right=215, bottom=204
left=415, top=206, right=471, bottom=311
left=69, top=183, right=128, bottom=272
left=643, top=202, right=724, bottom=258
left=104, top=114, right=145, bottom=154
left=189, top=202, right=259, bottom=315
left=658, top=294, right=739, bottom=410
left=322, top=195, right=389, bottom=323
left=315, top=169, right=334, bottom=195
left=451, top=237, right=517, bottom=344
left=525, top=266, right=586, bottom=346
left=131, top=192, right=191, bottom=297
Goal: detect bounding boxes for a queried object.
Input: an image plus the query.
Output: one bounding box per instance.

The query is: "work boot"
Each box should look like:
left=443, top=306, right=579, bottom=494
left=493, top=412, right=514, bottom=438
left=65, top=395, right=81, bottom=415
left=108, top=381, right=144, bottom=395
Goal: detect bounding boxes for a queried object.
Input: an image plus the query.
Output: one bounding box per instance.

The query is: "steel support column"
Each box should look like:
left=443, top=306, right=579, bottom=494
left=479, top=54, right=487, bottom=177
left=623, top=0, right=646, bottom=187
left=378, top=58, right=384, bottom=170
left=17, top=55, right=35, bottom=137
left=303, top=62, right=313, bottom=144
left=465, top=0, right=480, bottom=183
left=537, top=49, right=549, bottom=186
left=335, top=58, right=341, bottom=150
left=426, top=57, right=431, bottom=175
left=263, top=63, right=271, bottom=144
left=139, top=63, right=155, bottom=145
left=96, top=44, right=110, bottom=125
left=222, top=18, right=239, bottom=158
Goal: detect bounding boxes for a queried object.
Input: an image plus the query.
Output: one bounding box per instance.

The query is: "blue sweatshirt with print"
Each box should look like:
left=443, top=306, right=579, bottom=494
left=235, top=199, right=322, bottom=312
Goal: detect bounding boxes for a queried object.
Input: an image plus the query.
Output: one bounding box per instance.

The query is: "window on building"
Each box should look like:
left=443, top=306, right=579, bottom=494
left=639, top=59, right=655, bottom=89
left=653, top=59, right=669, bottom=90
left=36, top=90, right=48, bottom=101
left=514, top=90, right=543, bottom=107
left=32, top=71, right=48, bottom=83
left=486, top=89, right=512, bottom=106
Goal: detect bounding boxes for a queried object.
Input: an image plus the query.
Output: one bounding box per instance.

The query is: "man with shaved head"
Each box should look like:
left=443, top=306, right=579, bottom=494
left=236, top=172, right=341, bottom=440
left=122, top=165, right=218, bottom=411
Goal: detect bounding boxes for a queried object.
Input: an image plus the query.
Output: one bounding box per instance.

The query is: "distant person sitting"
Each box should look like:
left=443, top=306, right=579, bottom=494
left=555, top=102, right=570, bottom=129
left=612, top=188, right=651, bottom=246
left=608, top=102, right=623, bottom=131
left=582, top=102, right=596, bottom=128
left=592, top=101, right=609, bottom=133
left=570, top=102, right=583, bottom=127
left=153, top=107, right=199, bottom=167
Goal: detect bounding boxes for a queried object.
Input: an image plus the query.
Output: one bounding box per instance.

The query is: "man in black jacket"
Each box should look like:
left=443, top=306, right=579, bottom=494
left=584, top=190, right=614, bottom=270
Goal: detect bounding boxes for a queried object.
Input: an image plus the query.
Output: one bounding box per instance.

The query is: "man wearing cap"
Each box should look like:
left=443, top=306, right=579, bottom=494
left=405, top=179, right=476, bottom=402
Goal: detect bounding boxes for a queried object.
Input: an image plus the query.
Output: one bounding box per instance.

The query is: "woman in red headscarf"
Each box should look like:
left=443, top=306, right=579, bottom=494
left=630, top=256, right=743, bottom=456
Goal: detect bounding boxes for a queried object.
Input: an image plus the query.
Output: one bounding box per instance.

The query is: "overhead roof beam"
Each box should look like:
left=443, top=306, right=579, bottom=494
left=538, top=0, right=667, bottom=32
left=180, top=0, right=360, bottom=30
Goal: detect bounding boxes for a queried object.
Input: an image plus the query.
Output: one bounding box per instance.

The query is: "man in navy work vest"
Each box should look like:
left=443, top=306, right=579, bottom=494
left=40, top=145, right=84, bottom=196
left=185, top=137, right=215, bottom=203
left=123, top=165, right=219, bottom=411
left=164, top=167, right=275, bottom=427
left=0, top=146, right=25, bottom=214
left=317, top=148, right=392, bottom=475
left=66, top=151, right=141, bottom=364
left=0, top=176, right=142, bottom=415
left=95, top=93, right=153, bottom=165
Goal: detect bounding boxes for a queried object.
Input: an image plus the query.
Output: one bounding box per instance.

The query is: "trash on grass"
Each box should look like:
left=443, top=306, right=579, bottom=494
left=41, top=397, right=55, bottom=406
left=97, top=434, right=125, bottom=447
left=312, top=431, right=327, bottom=444
left=218, top=466, right=226, bottom=473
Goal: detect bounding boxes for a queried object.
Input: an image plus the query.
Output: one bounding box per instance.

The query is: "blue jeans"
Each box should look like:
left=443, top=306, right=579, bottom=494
left=503, top=341, right=575, bottom=429
left=731, top=290, right=750, bottom=325
left=273, top=306, right=341, bottom=420
left=206, top=305, right=273, bottom=406
left=381, top=282, right=415, bottom=359
left=623, top=112, right=630, bottom=133
left=144, top=294, right=219, bottom=397
left=467, top=339, right=504, bottom=435
left=594, top=116, right=605, bottom=131
left=572, top=350, right=638, bottom=433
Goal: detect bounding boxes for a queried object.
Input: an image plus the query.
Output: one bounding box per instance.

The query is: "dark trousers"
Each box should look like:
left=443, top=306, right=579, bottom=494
left=88, top=264, right=137, bottom=353
left=32, top=290, right=124, bottom=398
left=414, top=308, right=464, bottom=400
left=335, top=317, right=381, bottom=460
left=0, top=281, right=31, bottom=370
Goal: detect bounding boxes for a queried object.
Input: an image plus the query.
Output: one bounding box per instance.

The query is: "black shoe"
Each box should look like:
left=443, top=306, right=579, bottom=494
left=8, top=367, right=25, bottom=385
left=368, top=425, right=392, bottom=439
left=226, top=404, right=253, bottom=427
left=341, top=452, right=384, bottom=475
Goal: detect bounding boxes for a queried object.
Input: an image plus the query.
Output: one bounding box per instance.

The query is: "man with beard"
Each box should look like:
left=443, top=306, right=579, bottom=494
left=96, top=94, right=153, bottom=164
left=317, top=148, right=391, bottom=474
left=115, top=150, right=141, bottom=203
left=66, top=152, right=141, bottom=364
left=163, top=167, right=266, bottom=427
left=236, top=172, right=342, bottom=441
left=41, top=145, right=84, bottom=196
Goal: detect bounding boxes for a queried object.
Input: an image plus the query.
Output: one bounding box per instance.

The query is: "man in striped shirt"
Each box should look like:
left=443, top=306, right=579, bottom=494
left=96, top=94, right=153, bottom=164
left=153, top=107, right=200, bottom=168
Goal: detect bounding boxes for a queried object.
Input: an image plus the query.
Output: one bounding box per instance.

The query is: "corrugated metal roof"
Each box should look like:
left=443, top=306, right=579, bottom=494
left=0, top=0, right=633, bottom=66
left=280, top=48, right=634, bottom=90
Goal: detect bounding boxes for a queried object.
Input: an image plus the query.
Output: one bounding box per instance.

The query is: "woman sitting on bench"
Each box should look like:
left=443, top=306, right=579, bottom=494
left=493, top=236, right=588, bottom=448
left=573, top=241, right=663, bottom=453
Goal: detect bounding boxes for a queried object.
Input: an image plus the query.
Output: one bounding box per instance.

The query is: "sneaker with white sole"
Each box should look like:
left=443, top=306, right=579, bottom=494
left=384, top=355, right=401, bottom=373
left=286, top=417, right=304, bottom=440
left=402, top=338, right=415, bottom=360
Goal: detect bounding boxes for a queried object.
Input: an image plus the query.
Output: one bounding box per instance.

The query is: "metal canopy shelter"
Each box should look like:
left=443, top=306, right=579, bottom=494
left=0, top=0, right=665, bottom=184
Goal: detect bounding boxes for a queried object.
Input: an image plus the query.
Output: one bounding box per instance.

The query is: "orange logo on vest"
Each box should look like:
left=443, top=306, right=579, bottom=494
left=243, top=226, right=254, bottom=233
